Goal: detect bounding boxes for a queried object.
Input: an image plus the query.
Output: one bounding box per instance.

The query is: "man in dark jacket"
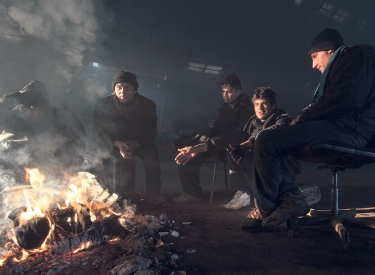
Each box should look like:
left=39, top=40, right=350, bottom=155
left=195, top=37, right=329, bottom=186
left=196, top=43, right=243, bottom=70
left=0, top=81, right=86, bottom=172
left=168, top=74, right=254, bottom=203
left=93, top=71, right=165, bottom=204
left=226, top=87, right=300, bottom=210
left=241, top=28, right=375, bottom=232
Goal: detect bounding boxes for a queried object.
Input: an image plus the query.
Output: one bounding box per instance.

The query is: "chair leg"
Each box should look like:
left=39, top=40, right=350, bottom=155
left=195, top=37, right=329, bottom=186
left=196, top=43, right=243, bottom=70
left=223, top=162, right=228, bottom=192
left=210, top=161, right=219, bottom=204
left=112, top=157, right=117, bottom=194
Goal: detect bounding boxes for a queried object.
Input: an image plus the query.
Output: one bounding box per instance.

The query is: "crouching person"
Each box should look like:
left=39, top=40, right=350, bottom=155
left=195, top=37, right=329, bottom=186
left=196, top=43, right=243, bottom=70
left=226, top=87, right=300, bottom=210
left=93, top=71, right=165, bottom=204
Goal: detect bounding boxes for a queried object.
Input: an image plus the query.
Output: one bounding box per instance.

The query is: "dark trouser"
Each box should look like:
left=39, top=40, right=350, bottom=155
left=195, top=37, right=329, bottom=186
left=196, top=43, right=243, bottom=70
left=109, top=142, right=161, bottom=198
left=178, top=151, right=211, bottom=198
left=227, top=150, right=253, bottom=194
left=253, top=120, right=367, bottom=213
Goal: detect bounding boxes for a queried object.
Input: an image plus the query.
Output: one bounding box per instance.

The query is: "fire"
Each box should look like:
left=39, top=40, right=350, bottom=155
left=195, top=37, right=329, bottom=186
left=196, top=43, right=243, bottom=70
left=72, top=241, right=91, bottom=253
left=12, top=250, right=29, bottom=263
left=24, top=168, right=45, bottom=188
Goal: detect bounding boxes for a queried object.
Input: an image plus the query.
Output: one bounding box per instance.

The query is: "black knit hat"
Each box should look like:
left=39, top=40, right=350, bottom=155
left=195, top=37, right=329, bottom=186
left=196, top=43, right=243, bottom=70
left=308, top=28, right=344, bottom=55
left=112, top=71, right=139, bottom=90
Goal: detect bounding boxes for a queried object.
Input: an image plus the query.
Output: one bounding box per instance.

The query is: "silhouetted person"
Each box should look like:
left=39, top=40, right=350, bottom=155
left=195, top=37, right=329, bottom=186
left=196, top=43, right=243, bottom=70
left=241, top=28, right=375, bottom=232
left=93, top=71, right=165, bottom=203
left=0, top=81, right=86, bottom=171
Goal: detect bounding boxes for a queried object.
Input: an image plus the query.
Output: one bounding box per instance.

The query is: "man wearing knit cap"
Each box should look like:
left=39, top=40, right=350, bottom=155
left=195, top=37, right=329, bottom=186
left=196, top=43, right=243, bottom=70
left=93, top=71, right=166, bottom=204
left=240, top=28, right=375, bottom=232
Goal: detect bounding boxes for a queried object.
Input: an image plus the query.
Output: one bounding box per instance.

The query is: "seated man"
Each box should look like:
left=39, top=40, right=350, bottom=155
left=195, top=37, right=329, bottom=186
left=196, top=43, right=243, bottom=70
left=0, top=81, right=86, bottom=172
left=93, top=71, right=165, bottom=204
left=226, top=87, right=300, bottom=210
left=241, top=28, right=375, bottom=231
left=167, top=74, right=254, bottom=203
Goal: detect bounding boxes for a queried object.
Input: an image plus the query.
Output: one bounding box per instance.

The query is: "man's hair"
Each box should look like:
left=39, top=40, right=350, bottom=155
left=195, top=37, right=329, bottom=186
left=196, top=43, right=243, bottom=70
left=252, top=87, right=276, bottom=106
left=218, top=74, right=241, bottom=90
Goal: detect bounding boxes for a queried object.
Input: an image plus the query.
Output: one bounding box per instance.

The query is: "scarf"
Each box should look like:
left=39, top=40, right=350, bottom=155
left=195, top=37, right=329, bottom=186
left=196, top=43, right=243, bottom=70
left=311, top=45, right=346, bottom=104
left=113, top=92, right=139, bottom=119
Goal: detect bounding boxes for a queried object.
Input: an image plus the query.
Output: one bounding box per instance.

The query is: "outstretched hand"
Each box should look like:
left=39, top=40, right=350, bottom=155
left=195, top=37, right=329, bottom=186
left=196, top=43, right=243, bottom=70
left=175, top=144, right=208, bottom=165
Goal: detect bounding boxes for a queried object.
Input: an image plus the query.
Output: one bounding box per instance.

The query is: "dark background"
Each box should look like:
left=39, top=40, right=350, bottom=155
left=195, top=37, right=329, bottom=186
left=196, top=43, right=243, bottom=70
left=1, top=0, right=374, bottom=141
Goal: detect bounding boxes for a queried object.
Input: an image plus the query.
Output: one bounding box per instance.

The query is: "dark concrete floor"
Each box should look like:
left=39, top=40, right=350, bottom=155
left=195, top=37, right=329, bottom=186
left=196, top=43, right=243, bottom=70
left=133, top=157, right=375, bottom=275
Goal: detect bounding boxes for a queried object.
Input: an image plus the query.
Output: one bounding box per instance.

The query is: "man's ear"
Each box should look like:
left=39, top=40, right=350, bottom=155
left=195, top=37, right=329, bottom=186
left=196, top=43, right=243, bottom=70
left=272, top=103, right=276, bottom=110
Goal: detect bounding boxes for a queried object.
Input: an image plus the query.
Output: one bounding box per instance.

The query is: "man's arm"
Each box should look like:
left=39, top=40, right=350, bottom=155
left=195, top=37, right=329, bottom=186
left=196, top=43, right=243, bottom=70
left=292, top=46, right=375, bottom=125
left=205, top=104, right=253, bottom=153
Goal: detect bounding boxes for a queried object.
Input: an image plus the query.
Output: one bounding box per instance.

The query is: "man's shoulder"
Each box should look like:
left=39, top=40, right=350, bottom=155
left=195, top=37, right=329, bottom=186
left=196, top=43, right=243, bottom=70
left=340, top=44, right=375, bottom=59
left=137, top=94, right=156, bottom=108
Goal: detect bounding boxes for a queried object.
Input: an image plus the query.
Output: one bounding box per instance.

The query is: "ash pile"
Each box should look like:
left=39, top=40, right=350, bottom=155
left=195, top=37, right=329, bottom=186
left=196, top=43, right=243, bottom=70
left=0, top=211, right=189, bottom=275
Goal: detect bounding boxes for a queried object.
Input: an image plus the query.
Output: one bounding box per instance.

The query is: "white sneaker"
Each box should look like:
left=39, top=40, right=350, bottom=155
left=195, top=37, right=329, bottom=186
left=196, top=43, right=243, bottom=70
left=225, top=191, right=250, bottom=210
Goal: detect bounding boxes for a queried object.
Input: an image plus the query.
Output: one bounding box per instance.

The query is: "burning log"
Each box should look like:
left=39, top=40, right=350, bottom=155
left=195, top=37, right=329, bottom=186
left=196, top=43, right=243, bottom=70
left=50, top=215, right=127, bottom=255
left=50, top=204, right=92, bottom=234
left=7, top=207, right=49, bottom=250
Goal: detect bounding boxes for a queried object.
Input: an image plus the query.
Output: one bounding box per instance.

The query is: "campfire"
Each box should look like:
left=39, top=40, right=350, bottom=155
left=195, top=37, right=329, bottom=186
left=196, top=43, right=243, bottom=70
left=0, top=168, right=184, bottom=275
left=0, top=167, right=132, bottom=265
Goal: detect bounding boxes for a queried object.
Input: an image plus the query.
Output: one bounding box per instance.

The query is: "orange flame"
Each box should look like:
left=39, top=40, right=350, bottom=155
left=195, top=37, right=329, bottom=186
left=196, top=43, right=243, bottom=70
left=72, top=241, right=91, bottom=253
left=24, top=168, right=45, bottom=188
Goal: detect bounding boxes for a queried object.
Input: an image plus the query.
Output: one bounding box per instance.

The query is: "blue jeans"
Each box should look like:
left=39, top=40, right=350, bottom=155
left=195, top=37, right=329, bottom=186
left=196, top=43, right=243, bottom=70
left=253, top=120, right=367, bottom=213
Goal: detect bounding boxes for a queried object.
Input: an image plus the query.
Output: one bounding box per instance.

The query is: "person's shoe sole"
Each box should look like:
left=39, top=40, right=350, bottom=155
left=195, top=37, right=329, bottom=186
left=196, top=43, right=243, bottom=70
left=262, top=207, right=310, bottom=227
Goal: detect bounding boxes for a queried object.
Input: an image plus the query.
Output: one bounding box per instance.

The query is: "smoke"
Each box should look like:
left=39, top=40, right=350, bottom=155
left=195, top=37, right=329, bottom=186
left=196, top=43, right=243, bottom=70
left=0, top=0, right=113, bottom=194
left=0, top=0, right=108, bottom=101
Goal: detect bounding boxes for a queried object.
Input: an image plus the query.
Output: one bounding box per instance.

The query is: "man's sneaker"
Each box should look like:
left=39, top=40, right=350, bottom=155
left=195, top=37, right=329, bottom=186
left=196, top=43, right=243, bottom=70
left=225, top=191, right=250, bottom=210
left=241, top=208, right=270, bottom=232
left=262, top=192, right=310, bottom=227
left=147, top=191, right=167, bottom=204
left=173, top=192, right=202, bottom=204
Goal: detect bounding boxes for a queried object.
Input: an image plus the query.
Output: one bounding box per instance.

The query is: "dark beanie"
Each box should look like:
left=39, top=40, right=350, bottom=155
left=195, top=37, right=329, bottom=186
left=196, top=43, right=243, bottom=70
left=308, top=28, right=344, bottom=55
left=112, top=71, right=139, bottom=90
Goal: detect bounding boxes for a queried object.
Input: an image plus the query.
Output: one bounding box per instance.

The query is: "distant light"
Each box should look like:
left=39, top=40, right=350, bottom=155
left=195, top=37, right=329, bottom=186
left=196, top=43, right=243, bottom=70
left=189, top=62, right=205, bottom=68
left=92, top=62, right=99, bottom=67
left=204, top=69, right=220, bottom=75
left=164, top=76, right=167, bottom=80
left=188, top=67, right=203, bottom=72
left=206, top=65, right=222, bottom=71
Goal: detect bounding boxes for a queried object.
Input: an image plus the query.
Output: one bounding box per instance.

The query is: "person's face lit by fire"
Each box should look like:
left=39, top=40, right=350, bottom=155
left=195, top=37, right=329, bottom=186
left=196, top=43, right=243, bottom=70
left=115, top=82, right=137, bottom=103
left=311, top=50, right=334, bottom=73
left=253, top=98, right=275, bottom=122
left=221, top=84, right=241, bottom=104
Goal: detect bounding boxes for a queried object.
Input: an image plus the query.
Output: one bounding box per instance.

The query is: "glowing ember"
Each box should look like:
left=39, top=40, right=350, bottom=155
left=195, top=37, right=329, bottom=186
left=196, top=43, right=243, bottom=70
left=72, top=241, right=91, bottom=253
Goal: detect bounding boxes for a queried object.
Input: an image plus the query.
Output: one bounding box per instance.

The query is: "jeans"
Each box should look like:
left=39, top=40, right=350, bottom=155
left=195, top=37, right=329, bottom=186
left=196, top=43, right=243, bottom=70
left=227, top=150, right=253, bottom=193
left=253, top=120, right=367, bottom=213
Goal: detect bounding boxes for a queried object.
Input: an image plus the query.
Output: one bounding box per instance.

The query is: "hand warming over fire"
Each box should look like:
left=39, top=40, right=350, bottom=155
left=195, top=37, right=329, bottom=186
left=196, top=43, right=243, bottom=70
left=113, top=140, right=140, bottom=159
left=175, top=143, right=208, bottom=165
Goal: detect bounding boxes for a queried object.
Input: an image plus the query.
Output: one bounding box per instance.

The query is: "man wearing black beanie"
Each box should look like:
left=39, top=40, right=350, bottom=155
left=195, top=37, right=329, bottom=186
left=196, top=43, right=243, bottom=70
left=93, top=71, right=166, bottom=204
left=240, top=28, right=375, bottom=232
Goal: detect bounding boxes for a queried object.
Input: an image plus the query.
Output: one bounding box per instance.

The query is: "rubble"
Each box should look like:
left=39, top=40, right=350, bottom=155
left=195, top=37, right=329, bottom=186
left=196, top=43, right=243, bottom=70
left=111, top=255, right=152, bottom=275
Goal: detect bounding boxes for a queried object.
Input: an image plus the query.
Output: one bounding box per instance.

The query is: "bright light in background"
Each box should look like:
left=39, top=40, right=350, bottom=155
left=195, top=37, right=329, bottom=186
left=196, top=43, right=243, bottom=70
left=319, top=2, right=349, bottom=22
left=0, top=28, right=25, bottom=42
left=188, top=62, right=222, bottom=74
left=92, top=62, right=99, bottom=67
